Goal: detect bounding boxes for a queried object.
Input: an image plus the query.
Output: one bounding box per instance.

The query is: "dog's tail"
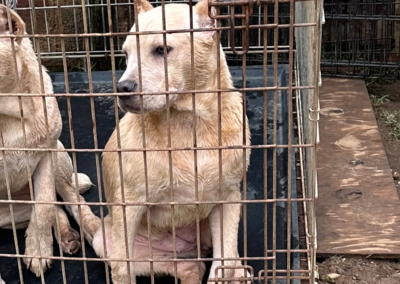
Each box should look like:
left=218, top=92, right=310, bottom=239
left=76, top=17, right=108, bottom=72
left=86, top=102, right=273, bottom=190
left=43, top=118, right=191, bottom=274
left=71, top=173, right=93, bottom=194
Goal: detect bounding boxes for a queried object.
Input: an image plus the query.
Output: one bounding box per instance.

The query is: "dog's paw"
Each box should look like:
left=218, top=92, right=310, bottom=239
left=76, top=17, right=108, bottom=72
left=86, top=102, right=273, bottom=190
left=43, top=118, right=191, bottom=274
left=60, top=227, right=81, bottom=255
left=82, top=215, right=101, bottom=245
left=111, top=262, right=133, bottom=284
left=23, top=228, right=53, bottom=277
left=230, top=268, right=252, bottom=284
left=0, top=275, right=6, bottom=284
left=207, top=267, right=252, bottom=284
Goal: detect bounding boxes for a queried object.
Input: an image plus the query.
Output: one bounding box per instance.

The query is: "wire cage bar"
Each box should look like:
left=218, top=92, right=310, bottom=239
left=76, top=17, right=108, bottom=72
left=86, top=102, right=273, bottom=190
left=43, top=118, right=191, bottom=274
left=2, top=0, right=398, bottom=79
left=0, top=0, right=320, bottom=284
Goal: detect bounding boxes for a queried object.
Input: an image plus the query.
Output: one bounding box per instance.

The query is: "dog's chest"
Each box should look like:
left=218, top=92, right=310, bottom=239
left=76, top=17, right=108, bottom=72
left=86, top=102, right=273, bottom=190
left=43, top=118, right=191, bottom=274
left=146, top=148, right=243, bottom=200
left=0, top=118, right=45, bottom=196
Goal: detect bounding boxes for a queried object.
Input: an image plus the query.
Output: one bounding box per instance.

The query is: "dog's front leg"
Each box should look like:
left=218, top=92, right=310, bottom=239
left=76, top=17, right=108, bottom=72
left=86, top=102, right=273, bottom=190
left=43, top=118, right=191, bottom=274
left=0, top=97, right=34, bottom=118
left=208, top=189, right=243, bottom=284
left=23, top=151, right=57, bottom=276
left=110, top=201, right=146, bottom=284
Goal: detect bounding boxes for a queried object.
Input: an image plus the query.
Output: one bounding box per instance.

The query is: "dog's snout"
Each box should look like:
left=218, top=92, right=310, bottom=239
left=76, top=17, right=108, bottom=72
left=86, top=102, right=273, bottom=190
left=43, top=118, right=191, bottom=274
left=117, top=80, right=137, bottom=94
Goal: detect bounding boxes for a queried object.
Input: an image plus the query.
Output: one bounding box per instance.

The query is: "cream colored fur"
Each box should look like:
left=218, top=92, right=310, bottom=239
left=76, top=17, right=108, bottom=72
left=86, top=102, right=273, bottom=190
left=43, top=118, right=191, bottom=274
left=92, top=0, right=252, bottom=283
left=0, top=5, right=100, bottom=283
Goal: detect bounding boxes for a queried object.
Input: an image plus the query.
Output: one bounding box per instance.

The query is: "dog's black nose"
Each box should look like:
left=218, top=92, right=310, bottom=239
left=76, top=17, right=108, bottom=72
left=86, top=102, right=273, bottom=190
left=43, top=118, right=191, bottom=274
left=117, top=80, right=137, bottom=93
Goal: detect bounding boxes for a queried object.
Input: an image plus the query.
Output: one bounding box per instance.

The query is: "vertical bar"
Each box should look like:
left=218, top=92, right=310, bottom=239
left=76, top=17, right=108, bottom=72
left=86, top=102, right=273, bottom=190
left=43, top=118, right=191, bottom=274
left=272, top=0, right=279, bottom=281
left=262, top=3, right=269, bottom=283
left=42, top=0, right=51, bottom=52
left=100, top=0, right=115, bottom=282
left=286, top=0, right=295, bottom=282
left=241, top=5, right=248, bottom=282
left=159, top=1, right=178, bottom=282
left=86, top=0, right=94, bottom=51
left=130, top=0, right=154, bottom=282
left=76, top=1, right=93, bottom=283
left=101, top=0, right=107, bottom=53
left=54, top=0, right=72, bottom=282
left=114, top=0, right=120, bottom=49
left=215, top=3, right=225, bottom=282
left=128, top=0, right=133, bottom=30
left=188, top=1, right=202, bottom=283
left=72, top=0, right=80, bottom=52
left=24, top=2, right=52, bottom=283
left=2, top=3, right=25, bottom=283
left=27, top=0, right=36, bottom=50
left=310, top=0, right=322, bottom=282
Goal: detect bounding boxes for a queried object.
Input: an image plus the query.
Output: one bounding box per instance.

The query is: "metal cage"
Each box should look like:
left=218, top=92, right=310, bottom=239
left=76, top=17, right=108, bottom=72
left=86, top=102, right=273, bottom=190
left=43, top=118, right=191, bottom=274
left=0, top=0, right=320, bottom=283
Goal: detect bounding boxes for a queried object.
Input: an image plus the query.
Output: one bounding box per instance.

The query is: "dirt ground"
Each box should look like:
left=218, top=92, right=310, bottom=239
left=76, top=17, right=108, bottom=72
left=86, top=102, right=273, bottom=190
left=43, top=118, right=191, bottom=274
left=317, top=81, right=400, bottom=284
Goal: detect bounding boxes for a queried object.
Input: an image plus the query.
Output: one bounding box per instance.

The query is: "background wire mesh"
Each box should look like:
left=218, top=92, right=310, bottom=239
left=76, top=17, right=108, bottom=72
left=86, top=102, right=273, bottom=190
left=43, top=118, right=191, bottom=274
left=2, top=0, right=399, bottom=78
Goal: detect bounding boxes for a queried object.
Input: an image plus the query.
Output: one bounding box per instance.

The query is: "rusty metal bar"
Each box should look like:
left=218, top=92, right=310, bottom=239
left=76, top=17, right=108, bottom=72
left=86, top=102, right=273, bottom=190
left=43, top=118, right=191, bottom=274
left=0, top=198, right=313, bottom=206
left=0, top=85, right=317, bottom=97
left=0, top=143, right=315, bottom=152
left=0, top=21, right=317, bottom=39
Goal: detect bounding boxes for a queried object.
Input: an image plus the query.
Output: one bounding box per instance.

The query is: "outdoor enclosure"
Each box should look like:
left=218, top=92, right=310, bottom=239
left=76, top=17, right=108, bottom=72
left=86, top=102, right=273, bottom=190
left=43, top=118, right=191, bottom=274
left=0, top=0, right=321, bottom=283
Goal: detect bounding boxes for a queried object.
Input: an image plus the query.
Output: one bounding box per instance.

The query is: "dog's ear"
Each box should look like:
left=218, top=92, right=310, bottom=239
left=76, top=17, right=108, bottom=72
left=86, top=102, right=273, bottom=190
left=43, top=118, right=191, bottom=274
left=0, top=4, right=25, bottom=43
left=136, top=0, right=154, bottom=14
left=194, top=0, right=217, bottom=42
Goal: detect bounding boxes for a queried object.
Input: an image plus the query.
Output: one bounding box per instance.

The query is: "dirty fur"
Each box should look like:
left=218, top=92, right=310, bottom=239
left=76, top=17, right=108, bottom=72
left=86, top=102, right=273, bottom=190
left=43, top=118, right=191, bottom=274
left=92, top=0, right=252, bottom=283
left=0, top=5, right=100, bottom=283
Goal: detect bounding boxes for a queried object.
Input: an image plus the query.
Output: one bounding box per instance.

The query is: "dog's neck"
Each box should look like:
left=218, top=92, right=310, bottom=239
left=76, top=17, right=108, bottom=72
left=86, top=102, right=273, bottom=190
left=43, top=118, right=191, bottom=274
left=15, top=38, right=49, bottom=95
left=172, top=52, right=236, bottom=119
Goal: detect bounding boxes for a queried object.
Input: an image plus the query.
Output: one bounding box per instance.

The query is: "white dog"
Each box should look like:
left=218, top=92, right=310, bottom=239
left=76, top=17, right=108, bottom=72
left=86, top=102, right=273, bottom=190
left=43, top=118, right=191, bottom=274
left=92, top=0, right=251, bottom=283
left=0, top=5, right=100, bottom=284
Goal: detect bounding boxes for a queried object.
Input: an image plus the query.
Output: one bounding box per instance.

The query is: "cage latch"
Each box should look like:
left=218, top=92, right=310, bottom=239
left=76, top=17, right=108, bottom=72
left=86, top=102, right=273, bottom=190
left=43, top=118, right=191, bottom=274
left=208, top=0, right=262, bottom=55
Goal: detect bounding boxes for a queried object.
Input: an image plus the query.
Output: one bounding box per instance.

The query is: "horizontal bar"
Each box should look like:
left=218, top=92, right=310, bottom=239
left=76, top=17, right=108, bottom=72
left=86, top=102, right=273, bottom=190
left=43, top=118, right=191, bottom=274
left=321, top=61, right=400, bottom=68
left=209, top=0, right=314, bottom=6
left=324, top=14, right=400, bottom=21
left=0, top=254, right=275, bottom=262
left=0, top=85, right=316, bottom=97
left=0, top=198, right=313, bottom=207
left=0, top=143, right=314, bottom=153
left=0, top=253, right=311, bottom=263
left=0, top=22, right=317, bottom=40
left=14, top=0, right=315, bottom=10
left=261, top=276, right=311, bottom=280
left=322, top=73, right=397, bottom=80
left=35, top=45, right=293, bottom=58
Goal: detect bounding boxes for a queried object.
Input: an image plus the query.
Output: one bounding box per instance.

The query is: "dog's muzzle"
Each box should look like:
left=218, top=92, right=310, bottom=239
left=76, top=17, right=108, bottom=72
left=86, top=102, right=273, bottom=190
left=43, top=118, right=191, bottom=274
left=117, top=80, right=141, bottom=113
left=117, top=80, right=137, bottom=94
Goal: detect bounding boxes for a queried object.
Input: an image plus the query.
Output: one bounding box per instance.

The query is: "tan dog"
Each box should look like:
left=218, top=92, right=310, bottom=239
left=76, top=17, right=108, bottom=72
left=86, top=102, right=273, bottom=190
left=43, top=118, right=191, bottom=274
left=92, top=0, right=251, bottom=283
left=0, top=5, right=100, bottom=284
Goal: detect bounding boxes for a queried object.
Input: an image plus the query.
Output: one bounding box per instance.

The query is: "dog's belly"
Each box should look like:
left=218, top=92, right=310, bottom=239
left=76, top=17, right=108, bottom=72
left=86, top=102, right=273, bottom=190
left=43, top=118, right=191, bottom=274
left=93, top=216, right=211, bottom=260
left=146, top=204, right=215, bottom=230
left=0, top=184, right=33, bottom=229
left=0, top=151, right=41, bottom=196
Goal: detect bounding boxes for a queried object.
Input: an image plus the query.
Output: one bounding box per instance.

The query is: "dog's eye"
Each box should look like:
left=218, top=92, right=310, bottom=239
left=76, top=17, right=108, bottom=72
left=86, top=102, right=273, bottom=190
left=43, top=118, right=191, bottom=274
left=154, top=46, right=173, bottom=56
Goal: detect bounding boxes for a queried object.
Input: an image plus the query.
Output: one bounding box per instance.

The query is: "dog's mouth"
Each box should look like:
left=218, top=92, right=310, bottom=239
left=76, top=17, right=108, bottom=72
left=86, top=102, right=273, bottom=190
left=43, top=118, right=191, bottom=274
left=121, top=104, right=142, bottom=114
left=118, top=100, right=142, bottom=114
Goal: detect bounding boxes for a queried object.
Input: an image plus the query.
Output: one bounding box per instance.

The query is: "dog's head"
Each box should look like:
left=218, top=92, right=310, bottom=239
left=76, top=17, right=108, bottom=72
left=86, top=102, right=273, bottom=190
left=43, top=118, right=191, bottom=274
left=117, top=0, right=219, bottom=113
left=0, top=4, right=25, bottom=93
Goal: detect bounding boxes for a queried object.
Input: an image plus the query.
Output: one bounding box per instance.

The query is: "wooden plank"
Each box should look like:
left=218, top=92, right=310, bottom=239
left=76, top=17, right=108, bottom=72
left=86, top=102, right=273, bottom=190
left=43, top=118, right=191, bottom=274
left=316, top=78, right=400, bottom=256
